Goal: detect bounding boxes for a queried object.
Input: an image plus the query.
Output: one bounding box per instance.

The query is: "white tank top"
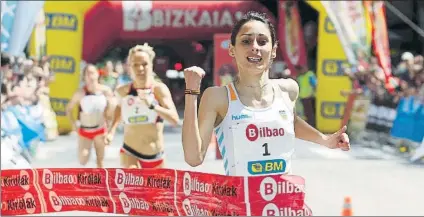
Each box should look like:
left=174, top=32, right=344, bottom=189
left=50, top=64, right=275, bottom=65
left=214, top=82, right=296, bottom=176
left=119, top=84, right=161, bottom=125
left=79, top=88, right=107, bottom=114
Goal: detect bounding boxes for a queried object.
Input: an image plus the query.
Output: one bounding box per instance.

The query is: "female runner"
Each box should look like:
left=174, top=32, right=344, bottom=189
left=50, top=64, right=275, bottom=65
left=182, top=11, right=350, bottom=176
left=66, top=64, right=113, bottom=168
left=105, top=43, right=179, bottom=169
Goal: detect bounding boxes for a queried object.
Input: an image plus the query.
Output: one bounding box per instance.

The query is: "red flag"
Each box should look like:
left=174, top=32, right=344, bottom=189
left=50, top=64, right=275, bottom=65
left=365, top=1, right=393, bottom=84
left=278, top=0, right=308, bottom=76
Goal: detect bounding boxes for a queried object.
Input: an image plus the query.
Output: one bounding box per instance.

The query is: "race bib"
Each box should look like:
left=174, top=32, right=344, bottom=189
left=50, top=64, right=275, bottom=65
left=231, top=121, right=295, bottom=176
left=121, top=95, right=158, bottom=125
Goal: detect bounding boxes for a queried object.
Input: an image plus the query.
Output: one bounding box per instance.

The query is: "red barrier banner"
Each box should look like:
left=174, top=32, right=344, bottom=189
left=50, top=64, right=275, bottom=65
left=278, top=0, right=308, bottom=76
left=1, top=168, right=312, bottom=216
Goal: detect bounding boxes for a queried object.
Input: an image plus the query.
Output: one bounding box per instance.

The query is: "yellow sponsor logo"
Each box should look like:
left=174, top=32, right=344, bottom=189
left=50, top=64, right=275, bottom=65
left=48, top=55, right=76, bottom=74
left=128, top=116, right=148, bottom=124
left=321, top=102, right=346, bottom=119
left=322, top=59, right=350, bottom=76
left=324, top=16, right=336, bottom=34
left=46, top=13, right=78, bottom=31
left=248, top=159, right=286, bottom=175
left=50, top=98, right=69, bottom=116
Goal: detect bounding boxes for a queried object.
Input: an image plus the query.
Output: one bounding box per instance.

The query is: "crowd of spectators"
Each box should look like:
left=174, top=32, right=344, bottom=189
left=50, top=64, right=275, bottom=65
left=344, top=52, right=424, bottom=104
left=1, top=52, right=59, bottom=141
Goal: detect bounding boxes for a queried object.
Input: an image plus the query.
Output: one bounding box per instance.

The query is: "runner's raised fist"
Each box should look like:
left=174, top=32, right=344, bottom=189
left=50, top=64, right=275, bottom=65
left=183, top=66, right=205, bottom=90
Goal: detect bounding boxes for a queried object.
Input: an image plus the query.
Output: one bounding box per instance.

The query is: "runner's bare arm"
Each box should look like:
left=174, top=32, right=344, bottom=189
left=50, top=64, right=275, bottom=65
left=66, top=90, right=83, bottom=130
left=277, top=79, right=327, bottom=145
left=108, top=85, right=129, bottom=135
left=182, top=87, right=220, bottom=167
left=152, top=83, right=180, bottom=126
left=102, top=85, right=114, bottom=126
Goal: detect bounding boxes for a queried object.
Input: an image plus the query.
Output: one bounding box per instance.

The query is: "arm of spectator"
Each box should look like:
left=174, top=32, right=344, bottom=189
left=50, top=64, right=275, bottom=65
left=101, top=85, right=114, bottom=128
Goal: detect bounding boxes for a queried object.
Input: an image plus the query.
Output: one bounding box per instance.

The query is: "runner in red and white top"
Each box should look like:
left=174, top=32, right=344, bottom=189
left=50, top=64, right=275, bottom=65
left=182, top=11, right=351, bottom=176
left=66, top=64, right=113, bottom=168
left=105, top=43, right=179, bottom=169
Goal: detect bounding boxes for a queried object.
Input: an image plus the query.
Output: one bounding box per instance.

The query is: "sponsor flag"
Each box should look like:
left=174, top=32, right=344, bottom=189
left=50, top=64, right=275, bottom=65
left=278, top=0, right=308, bottom=76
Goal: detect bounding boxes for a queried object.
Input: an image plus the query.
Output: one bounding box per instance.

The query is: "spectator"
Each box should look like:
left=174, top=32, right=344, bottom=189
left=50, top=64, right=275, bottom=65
left=116, top=60, right=132, bottom=86
left=100, top=60, right=119, bottom=90
left=296, top=65, right=317, bottom=127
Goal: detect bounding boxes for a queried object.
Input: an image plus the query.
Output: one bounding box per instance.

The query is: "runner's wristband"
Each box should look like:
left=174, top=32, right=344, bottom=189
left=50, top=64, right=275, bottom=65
left=185, top=89, right=201, bottom=95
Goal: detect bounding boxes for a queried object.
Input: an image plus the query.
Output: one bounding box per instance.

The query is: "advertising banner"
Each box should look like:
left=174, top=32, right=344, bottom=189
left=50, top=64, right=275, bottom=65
left=321, top=1, right=372, bottom=67
left=277, top=0, right=308, bottom=76
left=41, top=1, right=97, bottom=134
left=364, top=1, right=393, bottom=81
left=305, top=1, right=352, bottom=133
left=390, top=97, right=424, bottom=143
left=121, top=1, right=275, bottom=40
left=1, top=168, right=312, bottom=216
left=8, top=1, right=45, bottom=56
left=213, top=33, right=236, bottom=87
left=29, top=9, right=47, bottom=59
left=1, top=1, right=18, bottom=52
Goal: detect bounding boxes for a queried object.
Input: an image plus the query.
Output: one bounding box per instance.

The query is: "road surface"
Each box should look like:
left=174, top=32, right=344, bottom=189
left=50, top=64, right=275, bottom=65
left=29, top=126, right=424, bottom=216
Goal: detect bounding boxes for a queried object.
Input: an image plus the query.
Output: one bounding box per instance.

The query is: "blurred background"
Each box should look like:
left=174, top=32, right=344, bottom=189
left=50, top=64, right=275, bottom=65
left=1, top=0, right=423, bottom=216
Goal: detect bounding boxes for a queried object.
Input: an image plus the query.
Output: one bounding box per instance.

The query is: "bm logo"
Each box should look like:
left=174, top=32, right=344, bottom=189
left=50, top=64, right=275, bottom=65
left=248, top=159, right=286, bottom=175
left=50, top=98, right=69, bottom=116
left=324, top=16, right=336, bottom=34
left=321, top=102, right=346, bottom=119
left=46, top=13, right=78, bottom=31
left=49, top=55, right=76, bottom=74
left=322, top=59, right=350, bottom=76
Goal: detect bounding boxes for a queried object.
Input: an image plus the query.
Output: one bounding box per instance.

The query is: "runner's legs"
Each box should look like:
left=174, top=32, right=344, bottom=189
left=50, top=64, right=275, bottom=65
left=93, top=134, right=106, bottom=168
left=78, top=136, right=92, bottom=166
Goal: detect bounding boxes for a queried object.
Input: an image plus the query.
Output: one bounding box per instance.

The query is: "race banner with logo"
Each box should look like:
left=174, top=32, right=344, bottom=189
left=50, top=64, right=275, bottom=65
left=214, top=33, right=236, bottom=87
left=321, top=1, right=371, bottom=67
left=278, top=0, right=308, bottom=76
left=1, top=1, right=18, bottom=52
left=364, top=1, right=393, bottom=81
left=8, top=1, right=45, bottom=56
left=1, top=168, right=312, bottom=216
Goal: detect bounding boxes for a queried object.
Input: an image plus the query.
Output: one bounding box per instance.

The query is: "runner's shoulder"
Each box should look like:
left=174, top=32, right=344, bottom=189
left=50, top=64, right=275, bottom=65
left=152, top=81, right=170, bottom=95
left=202, top=86, right=228, bottom=107
left=272, top=78, right=299, bottom=101
left=115, top=83, right=132, bottom=97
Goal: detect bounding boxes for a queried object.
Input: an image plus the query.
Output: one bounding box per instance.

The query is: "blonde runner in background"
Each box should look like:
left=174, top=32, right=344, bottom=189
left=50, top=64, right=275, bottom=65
left=105, top=43, right=179, bottom=169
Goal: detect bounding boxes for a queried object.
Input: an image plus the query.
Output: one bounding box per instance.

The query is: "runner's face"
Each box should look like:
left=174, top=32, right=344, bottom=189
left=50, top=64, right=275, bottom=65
left=84, top=66, right=99, bottom=84
left=130, top=51, right=152, bottom=81
left=230, top=20, right=276, bottom=75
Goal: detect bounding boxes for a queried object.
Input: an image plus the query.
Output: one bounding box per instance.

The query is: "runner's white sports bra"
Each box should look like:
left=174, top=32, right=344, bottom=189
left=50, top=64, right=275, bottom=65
left=79, top=86, right=107, bottom=114
left=118, top=83, right=163, bottom=125
left=214, top=82, right=296, bottom=176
